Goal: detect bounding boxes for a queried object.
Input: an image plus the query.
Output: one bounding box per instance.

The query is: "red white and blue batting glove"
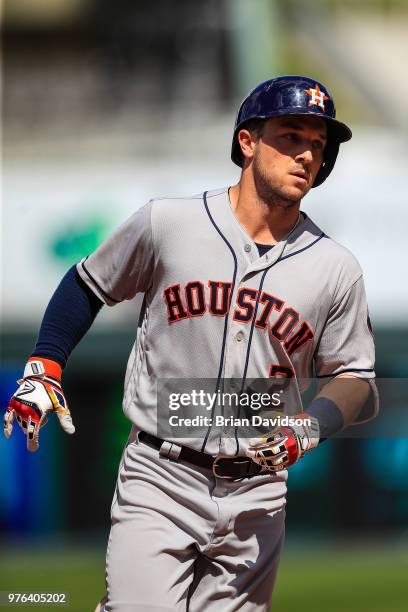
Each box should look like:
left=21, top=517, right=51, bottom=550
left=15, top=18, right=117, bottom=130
left=3, top=357, right=75, bottom=452
left=246, top=413, right=320, bottom=472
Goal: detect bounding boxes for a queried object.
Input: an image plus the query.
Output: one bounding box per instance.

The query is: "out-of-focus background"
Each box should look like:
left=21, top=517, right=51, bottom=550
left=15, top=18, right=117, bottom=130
left=1, top=1, right=408, bottom=610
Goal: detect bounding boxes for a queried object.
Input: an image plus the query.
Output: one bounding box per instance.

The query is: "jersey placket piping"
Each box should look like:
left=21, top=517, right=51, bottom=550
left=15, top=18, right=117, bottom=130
left=201, top=191, right=238, bottom=453
left=233, top=233, right=326, bottom=454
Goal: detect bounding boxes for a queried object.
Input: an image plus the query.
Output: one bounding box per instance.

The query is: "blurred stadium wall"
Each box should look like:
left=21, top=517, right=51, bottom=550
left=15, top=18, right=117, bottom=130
left=1, top=2, right=408, bottom=607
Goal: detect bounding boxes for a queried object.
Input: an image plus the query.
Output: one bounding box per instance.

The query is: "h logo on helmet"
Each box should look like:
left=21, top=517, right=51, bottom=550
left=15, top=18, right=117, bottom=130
left=304, top=84, right=328, bottom=111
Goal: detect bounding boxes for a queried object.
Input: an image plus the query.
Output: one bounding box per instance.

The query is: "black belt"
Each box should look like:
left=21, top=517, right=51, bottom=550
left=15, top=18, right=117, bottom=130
left=138, top=431, right=265, bottom=480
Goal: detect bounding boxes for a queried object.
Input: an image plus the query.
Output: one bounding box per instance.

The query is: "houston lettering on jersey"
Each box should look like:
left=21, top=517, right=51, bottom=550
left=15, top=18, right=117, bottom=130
left=163, top=281, right=314, bottom=356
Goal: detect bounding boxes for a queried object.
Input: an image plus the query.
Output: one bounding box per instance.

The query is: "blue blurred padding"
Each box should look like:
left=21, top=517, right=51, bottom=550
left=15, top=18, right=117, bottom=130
left=362, top=438, right=408, bottom=490
left=0, top=367, right=63, bottom=535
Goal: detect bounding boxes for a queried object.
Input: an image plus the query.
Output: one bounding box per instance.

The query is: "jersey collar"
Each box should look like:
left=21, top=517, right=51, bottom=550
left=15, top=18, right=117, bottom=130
left=203, top=188, right=326, bottom=275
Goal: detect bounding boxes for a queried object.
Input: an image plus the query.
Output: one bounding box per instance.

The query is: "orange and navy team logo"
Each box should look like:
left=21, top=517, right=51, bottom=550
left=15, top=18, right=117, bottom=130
left=304, top=84, right=328, bottom=111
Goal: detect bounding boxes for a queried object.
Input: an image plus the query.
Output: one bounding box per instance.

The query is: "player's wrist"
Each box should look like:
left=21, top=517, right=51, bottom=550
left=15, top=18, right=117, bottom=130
left=24, top=357, right=62, bottom=383
left=287, top=413, right=320, bottom=456
left=305, top=397, right=344, bottom=440
left=294, top=413, right=320, bottom=453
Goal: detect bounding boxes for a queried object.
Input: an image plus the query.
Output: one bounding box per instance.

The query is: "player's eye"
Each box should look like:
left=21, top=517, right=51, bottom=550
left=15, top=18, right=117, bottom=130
left=312, top=140, right=325, bottom=151
left=283, top=133, right=299, bottom=142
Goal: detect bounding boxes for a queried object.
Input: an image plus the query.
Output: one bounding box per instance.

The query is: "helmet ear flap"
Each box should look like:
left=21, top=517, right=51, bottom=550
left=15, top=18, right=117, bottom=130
left=313, top=138, right=339, bottom=187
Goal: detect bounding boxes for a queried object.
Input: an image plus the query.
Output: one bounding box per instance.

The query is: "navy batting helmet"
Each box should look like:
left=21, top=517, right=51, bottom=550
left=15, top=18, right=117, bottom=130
left=231, top=75, right=352, bottom=187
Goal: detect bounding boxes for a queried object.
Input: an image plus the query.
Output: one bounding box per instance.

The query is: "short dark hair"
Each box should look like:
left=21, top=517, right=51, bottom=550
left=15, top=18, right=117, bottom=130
left=242, top=118, right=266, bottom=138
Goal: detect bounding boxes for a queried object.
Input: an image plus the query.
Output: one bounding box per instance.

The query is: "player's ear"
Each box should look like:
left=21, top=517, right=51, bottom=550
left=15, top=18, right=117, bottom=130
left=237, top=128, right=259, bottom=164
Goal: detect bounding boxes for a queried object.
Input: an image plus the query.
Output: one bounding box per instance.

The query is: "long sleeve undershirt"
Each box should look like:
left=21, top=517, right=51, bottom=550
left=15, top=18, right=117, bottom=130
left=31, top=265, right=104, bottom=368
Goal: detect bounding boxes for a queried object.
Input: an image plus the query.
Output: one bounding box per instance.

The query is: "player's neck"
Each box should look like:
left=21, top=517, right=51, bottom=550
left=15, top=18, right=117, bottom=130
left=228, top=183, right=301, bottom=245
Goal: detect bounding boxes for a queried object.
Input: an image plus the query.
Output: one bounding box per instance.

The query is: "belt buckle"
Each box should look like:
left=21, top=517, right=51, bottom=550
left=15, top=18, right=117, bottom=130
left=212, top=456, right=233, bottom=479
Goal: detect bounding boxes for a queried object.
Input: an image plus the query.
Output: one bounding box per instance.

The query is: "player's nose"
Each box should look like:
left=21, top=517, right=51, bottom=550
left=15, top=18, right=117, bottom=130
left=296, top=147, right=313, bottom=165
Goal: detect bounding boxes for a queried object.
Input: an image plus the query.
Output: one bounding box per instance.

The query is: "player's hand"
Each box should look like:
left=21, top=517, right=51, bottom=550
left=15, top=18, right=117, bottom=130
left=246, top=414, right=319, bottom=472
left=3, top=358, right=75, bottom=452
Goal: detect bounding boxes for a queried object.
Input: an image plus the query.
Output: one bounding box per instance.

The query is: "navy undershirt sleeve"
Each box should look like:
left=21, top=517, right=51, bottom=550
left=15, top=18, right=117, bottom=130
left=31, top=265, right=104, bottom=368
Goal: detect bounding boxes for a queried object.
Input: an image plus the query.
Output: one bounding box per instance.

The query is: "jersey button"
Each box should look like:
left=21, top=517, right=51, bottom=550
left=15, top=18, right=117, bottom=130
left=235, top=331, right=244, bottom=342
left=244, top=244, right=251, bottom=253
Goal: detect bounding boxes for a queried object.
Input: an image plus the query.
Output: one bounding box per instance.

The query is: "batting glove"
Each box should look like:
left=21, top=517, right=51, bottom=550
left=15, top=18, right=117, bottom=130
left=3, top=358, right=75, bottom=452
left=246, top=414, right=320, bottom=472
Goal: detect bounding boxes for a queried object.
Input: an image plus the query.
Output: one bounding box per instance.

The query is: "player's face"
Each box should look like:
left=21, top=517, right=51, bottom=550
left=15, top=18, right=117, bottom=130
left=247, top=115, right=327, bottom=207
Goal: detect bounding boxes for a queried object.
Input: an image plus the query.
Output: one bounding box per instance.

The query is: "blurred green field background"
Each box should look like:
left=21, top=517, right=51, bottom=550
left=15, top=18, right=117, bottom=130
left=1, top=542, right=407, bottom=611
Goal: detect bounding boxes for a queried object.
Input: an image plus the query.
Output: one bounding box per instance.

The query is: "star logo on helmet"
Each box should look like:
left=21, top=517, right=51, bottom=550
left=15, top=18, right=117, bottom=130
left=304, top=84, right=328, bottom=111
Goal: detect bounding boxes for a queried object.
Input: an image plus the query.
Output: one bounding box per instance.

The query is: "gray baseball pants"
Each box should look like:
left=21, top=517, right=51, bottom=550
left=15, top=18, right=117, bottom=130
left=103, top=429, right=286, bottom=611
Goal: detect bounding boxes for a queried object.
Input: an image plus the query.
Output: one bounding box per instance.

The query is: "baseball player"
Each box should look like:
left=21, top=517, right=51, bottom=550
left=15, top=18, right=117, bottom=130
left=4, top=76, right=378, bottom=611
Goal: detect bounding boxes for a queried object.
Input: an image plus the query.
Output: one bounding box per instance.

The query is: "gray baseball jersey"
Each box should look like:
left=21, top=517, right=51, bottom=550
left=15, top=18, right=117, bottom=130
left=77, top=186, right=377, bottom=458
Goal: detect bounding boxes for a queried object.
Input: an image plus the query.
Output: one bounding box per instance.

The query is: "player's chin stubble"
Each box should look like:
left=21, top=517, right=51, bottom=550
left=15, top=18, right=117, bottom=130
left=252, top=155, right=304, bottom=210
